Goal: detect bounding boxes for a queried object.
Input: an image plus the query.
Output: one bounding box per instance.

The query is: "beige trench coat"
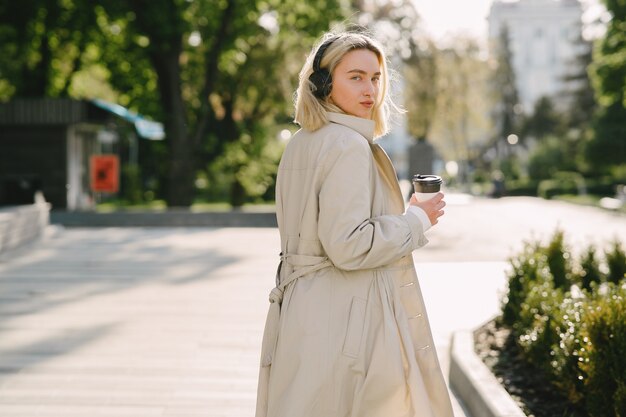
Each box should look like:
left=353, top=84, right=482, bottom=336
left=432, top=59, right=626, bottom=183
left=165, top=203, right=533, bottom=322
left=256, top=112, right=454, bottom=417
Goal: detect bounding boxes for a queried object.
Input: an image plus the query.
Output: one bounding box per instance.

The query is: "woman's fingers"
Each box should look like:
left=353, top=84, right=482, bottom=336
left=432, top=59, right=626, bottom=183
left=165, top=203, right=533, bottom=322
left=408, top=193, right=446, bottom=226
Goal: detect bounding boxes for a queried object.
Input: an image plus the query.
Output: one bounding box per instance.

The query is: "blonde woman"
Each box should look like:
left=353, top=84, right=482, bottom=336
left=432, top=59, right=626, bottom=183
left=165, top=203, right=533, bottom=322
left=256, top=31, right=453, bottom=417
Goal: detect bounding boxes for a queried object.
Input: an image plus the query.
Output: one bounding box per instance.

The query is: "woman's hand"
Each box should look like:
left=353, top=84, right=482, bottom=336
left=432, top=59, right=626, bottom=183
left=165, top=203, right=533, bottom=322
left=409, top=192, right=446, bottom=226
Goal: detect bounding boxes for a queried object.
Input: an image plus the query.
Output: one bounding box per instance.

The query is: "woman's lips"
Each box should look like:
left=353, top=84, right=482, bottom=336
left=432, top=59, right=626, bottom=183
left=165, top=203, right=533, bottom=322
left=360, top=101, right=374, bottom=108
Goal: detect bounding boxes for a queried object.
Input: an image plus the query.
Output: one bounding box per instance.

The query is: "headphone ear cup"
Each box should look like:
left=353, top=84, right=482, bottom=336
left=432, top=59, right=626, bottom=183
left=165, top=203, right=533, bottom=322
left=308, top=69, right=332, bottom=99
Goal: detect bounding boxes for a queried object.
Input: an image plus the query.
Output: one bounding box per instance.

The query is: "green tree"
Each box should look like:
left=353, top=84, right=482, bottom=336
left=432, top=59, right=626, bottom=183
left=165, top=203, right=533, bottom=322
left=403, top=41, right=437, bottom=143
left=588, top=0, right=626, bottom=173
left=522, top=96, right=565, bottom=141
left=562, top=33, right=596, bottom=131
left=527, top=136, right=579, bottom=180
left=351, top=0, right=433, bottom=139
left=430, top=38, right=491, bottom=183
left=0, top=0, right=97, bottom=99
left=0, top=0, right=347, bottom=207
left=353, top=1, right=491, bottom=184
left=489, top=25, right=522, bottom=160
left=94, top=0, right=344, bottom=206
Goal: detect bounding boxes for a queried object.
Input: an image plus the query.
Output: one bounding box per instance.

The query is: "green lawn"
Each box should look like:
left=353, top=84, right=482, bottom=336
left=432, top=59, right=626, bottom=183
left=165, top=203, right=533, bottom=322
left=553, top=194, right=626, bottom=213
left=96, top=199, right=276, bottom=212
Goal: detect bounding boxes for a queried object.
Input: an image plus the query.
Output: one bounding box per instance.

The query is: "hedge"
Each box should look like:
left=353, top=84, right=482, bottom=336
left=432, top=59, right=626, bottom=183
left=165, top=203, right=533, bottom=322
left=501, top=230, right=626, bottom=416
left=504, top=174, right=623, bottom=199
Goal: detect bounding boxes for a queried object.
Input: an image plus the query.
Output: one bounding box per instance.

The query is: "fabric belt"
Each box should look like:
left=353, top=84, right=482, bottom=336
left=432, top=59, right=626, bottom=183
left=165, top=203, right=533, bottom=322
left=260, top=252, right=333, bottom=367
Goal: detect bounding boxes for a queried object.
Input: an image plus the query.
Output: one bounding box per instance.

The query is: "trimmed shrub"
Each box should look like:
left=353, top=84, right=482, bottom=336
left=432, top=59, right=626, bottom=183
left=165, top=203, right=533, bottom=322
left=586, top=176, right=621, bottom=196
left=515, top=282, right=586, bottom=404
left=501, top=230, right=626, bottom=416
left=538, top=171, right=586, bottom=199
left=515, top=280, right=563, bottom=365
left=501, top=240, right=549, bottom=326
left=606, top=240, right=626, bottom=284
left=577, top=246, right=603, bottom=291
left=504, top=179, right=539, bottom=196
left=543, top=229, right=573, bottom=290
left=579, top=284, right=626, bottom=417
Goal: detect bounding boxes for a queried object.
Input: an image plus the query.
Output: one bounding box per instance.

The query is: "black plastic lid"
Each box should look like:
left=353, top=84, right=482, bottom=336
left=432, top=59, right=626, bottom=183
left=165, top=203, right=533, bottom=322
left=412, top=174, right=443, bottom=193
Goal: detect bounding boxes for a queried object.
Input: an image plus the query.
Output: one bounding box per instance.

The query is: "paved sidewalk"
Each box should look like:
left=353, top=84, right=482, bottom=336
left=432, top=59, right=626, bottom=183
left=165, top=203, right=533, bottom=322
left=0, top=228, right=274, bottom=416
left=0, top=195, right=623, bottom=416
left=0, top=227, right=495, bottom=416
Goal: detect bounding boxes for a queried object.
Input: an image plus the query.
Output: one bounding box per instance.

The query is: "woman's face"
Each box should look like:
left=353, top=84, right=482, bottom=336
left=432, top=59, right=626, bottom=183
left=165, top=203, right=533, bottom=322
left=329, top=49, right=381, bottom=119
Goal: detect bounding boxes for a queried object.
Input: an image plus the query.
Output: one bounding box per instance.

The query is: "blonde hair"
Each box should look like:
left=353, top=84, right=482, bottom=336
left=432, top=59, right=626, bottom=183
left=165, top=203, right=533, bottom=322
left=294, top=32, right=397, bottom=138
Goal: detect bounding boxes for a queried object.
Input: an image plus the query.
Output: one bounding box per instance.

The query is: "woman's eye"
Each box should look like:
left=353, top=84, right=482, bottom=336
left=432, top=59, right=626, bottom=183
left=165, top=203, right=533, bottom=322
left=351, top=76, right=361, bottom=80
left=372, top=77, right=380, bottom=83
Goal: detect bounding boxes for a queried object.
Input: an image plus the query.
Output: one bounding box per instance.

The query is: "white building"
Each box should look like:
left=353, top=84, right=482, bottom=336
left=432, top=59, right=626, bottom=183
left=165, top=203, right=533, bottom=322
left=488, top=0, right=584, bottom=113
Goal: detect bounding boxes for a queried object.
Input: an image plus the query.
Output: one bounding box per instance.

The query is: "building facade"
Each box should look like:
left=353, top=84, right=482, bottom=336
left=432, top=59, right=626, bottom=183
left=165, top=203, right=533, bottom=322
left=0, top=99, right=163, bottom=211
left=488, top=0, right=584, bottom=113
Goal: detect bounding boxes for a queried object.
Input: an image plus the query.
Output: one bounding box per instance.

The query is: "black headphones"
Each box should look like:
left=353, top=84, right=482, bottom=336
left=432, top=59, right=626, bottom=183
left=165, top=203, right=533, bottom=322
left=308, top=36, right=340, bottom=99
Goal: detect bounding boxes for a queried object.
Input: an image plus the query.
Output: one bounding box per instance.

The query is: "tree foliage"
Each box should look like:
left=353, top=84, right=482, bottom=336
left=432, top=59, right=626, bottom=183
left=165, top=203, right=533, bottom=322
left=351, top=0, right=430, bottom=136
left=353, top=0, right=491, bottom=183
left=428, top=39, right=491, bottom=171
left=522, top=96, right=566, bottom=141
left=0, top=0, right=98, bottom=98
left=489, top=25, right=522, bottom=157
left=95, top=0, right=346, bottom=206
left=588, top=0, right=626, bottom=172
left=1, top=0, right=346, bottom=207
left=403, top=41, right=437, bottom=142
left=562, top=32, right=597, bottom=131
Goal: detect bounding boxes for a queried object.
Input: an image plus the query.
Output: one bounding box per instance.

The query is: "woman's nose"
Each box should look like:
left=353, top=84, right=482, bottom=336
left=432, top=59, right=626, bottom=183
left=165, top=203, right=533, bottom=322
left=363, top=81, right=375, bottom=96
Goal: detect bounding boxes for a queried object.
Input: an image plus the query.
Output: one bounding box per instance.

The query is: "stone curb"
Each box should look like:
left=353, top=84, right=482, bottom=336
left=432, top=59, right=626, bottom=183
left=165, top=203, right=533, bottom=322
left=0, top=224, right=62, bottom=263
left=50, top=210, right=278, bottom=227
left=449, top=329, right=526, bottom=417
left=0, top=202, right=51, bottom=256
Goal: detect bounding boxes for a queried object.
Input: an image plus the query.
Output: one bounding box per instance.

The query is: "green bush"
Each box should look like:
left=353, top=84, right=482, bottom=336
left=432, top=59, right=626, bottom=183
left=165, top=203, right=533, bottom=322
left=501, top=230, right=626, bottom=416
left=586, top=176, right=621, bottom=196
left=122, top=165, right=143, bottom=204
left=516, top=286, right=586, bottom=403
left=606, top=240, right=626, bottom=284
left=502, top=230, right=574, bottom=325
left=538, top=171, right=586, bottom=199
left=543, top=229, right=573, bottom=290
left=504, top=179, right=539, bottom=196
left=515, top=280, right=563, bottom=365
left=501, top=240, right=549, bottom=326
left=504, top=175, right=622, bottom=199
left=528, top=136, right=576, bottom=180
left=577, top=246, right=603, bottom=291
left=579, top=284, right=626, bottom=417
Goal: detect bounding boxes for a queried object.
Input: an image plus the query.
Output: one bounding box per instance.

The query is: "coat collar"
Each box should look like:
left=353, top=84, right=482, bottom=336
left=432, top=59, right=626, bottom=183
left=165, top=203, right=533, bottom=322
left=327, top=112, right=375, bottom=143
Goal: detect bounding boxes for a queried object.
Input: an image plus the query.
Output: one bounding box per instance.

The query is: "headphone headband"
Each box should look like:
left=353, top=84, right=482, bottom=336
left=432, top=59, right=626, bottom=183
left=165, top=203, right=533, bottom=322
left=312, top=36, right=339, bottom=72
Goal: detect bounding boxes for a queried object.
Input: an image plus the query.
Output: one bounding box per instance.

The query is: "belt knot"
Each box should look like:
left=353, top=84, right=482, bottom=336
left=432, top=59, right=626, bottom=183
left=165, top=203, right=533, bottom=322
left=268, top=287, right=283, bottom=304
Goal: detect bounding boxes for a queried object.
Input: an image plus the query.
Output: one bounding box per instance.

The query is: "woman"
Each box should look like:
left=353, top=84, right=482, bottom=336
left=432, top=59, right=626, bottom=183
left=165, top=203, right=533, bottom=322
left=256, top=31, right=454, bottom=417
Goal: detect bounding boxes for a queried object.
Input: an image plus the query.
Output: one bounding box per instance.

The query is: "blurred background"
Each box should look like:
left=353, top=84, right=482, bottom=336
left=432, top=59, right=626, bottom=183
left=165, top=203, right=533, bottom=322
left=0, top=0, right=624, bottom=212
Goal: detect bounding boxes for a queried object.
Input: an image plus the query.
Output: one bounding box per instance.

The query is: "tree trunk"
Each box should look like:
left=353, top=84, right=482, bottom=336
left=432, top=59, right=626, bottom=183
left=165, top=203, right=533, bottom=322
left=151, top=50, right=194, bottom=207
left=230, top=176, right=246, bottom=208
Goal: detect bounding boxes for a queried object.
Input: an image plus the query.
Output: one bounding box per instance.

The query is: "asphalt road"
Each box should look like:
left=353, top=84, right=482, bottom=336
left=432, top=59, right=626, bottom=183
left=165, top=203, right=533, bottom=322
left=414, top=193, right=626, bottom=262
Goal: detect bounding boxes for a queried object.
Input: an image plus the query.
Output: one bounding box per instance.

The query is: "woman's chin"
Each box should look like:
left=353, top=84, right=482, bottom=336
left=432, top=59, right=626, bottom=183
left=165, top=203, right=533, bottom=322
left=351, top=111, right=372, bottom=119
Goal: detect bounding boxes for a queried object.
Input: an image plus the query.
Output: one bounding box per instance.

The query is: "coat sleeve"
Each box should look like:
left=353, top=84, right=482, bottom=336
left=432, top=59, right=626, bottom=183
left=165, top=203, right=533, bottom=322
left=317, top=134, right=428, bottom=271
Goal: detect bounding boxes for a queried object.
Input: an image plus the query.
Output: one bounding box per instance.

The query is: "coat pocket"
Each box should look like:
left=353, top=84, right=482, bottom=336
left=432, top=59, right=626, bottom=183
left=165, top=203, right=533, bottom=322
left=342, top=296, right=367, bottom=358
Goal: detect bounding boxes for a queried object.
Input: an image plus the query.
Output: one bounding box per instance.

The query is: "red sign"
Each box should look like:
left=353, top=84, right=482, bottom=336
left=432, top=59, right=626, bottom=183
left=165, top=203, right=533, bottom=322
left=90, top=155, right=119, bottom=193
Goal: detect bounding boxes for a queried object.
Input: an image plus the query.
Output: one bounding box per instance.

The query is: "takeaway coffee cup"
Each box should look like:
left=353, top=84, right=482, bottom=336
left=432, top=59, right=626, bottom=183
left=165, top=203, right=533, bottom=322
left=412, top=174, right=443, bottom=202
